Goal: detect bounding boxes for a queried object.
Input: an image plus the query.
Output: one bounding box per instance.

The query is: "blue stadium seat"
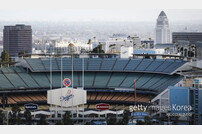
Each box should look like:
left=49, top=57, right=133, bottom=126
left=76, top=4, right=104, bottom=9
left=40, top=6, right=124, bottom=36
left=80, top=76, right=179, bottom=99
left=26, top=58, right=45, bottom=71
left=124, top=59, right=142, bottom=71
left=94, top=72, right=111, bottom=88
left=108, top=73, right=127, bottom=88
left=56, top=57, right=72, bottom=71
left=46, top=72, right=62, bottom=88
left=88, top=58, right=102, bottom=70
left=136, top=73, right=154, bottom=88
left=100, top=58, right=116, bottom=70
left=41, top=58, right=59, bottom=71
left=135, top=59, right=153, bottom=71
left=73, top=58, right=88, bottom=71
left=0, top=74, right=14, bottom=89
left=145, top=59, right=165, bottom=72
left=150, top=76, right=171, bottom=91
left=31, top=73, right=50, bottom=87
left=141, top=74, right=163, bottom=89
left=155, top=59, right=174, bottom=73
left=4, top=73, right=27, bottom=88
left=84, top=72, right=95, bottom=87
left=120, top=73, right=142, bottom=88
left=113, top=59, right=129, bottom=71
left=18, top=73, right=40, bottom=88
left=164, top=60, right=185, bottom=73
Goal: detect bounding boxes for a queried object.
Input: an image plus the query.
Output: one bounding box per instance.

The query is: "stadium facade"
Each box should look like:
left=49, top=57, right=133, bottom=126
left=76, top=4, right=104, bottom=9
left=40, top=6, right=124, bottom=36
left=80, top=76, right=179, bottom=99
left=0, top=54, right=187, bottom=110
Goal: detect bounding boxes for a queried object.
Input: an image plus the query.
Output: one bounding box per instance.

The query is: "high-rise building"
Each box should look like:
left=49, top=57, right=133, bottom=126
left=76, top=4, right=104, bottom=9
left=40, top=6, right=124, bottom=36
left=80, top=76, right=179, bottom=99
left=172, top=32, right=202, bottom=44
left=155, top=11, right=171, bottom=44
left=3, top=24, right=32, bottom=57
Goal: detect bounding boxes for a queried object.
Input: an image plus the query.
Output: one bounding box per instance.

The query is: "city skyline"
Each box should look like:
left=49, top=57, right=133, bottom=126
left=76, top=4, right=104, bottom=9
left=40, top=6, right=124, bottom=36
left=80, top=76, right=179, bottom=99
left=0, top=9, right=201, bottom=22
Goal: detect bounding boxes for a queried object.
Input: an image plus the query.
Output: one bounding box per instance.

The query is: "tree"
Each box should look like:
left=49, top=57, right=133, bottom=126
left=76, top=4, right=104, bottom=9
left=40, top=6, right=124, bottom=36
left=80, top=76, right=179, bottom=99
left=18, top=51, right=26, bottom=57
left=144, top=116, right=153, bottom=125
left=55, top=120, right=63, bottom=125
left=9, top=105, right=22, bottom=125
left=38, top=114, right=47, bottom=125
left=1, top=50, right=10, bottom=66
left=87, top=39, right=92, bottom=45
left=136, top=120, right=145, bottom=125
left=136, top=116, right=153, bottom=125
left=91, top=43, right=105, bottom=54
left=121, top=110, right=130, bottom=125
left=63, top=111, right=73, bottom=125
left=24, top=109, right=32, bottom=125
left=106, top=116, right=117, bottom=125
left=0, top=110, right=5, bottom=125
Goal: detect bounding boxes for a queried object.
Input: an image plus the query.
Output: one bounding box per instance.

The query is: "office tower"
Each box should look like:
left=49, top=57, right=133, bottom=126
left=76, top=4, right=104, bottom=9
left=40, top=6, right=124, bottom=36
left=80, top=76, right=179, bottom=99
left=3, top=24, right=32, bottom=57
left=172, top=32, right=202, bottom=44
left=155, top=11, right=171, bottom=44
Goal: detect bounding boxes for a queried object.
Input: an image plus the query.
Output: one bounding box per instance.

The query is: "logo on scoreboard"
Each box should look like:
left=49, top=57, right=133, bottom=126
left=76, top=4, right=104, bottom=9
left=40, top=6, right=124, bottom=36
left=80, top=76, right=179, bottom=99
left=63, top=78, right=71, bottom=87
left=60, top=89, right=74, bottom=102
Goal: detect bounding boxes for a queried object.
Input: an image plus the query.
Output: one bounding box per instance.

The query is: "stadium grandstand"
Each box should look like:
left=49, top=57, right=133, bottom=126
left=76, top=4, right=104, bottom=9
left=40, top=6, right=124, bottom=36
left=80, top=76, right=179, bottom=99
left=0, top=54, right=187, bottom=110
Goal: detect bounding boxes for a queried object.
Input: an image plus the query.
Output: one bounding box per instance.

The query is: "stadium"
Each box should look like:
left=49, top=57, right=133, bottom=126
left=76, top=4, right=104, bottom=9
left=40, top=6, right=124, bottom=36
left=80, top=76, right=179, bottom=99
left=0, top=53, right=187, bottom=112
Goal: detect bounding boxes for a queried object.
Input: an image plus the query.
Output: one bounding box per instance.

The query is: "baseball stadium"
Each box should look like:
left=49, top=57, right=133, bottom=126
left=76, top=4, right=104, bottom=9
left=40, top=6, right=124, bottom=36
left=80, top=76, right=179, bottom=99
left=0, top=53, right=187, bottom=112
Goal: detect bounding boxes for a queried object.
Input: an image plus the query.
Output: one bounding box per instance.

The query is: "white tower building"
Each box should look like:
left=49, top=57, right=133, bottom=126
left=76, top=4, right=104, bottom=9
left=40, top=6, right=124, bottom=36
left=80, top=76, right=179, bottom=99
left=155, top=11, right=171, bottom=44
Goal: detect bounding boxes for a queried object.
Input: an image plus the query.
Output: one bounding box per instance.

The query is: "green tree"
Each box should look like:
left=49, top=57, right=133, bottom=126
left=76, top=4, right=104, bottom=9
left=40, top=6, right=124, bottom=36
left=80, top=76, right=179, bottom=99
left=87, top=39, right=92, bottom=45
left=119, top=110, right=130, bottom=125
left=136, top=120, right=145, bottom=125
left=18, top=51, right=26, bottom=57
left=55, top=120, right=63, bottom=125
left=0, top=110, right=5, bottom=125
left=9, top=105, right=22, bottom=125
left=63, top=111, right=73, bottom=125
left=91, top=43, right=105, bottom=54
left=136, top=116, right=153, bottom=125
left=144, top=116, right=153, bottom=125
left=24, top=109, right=32, bottom=125
left=1, top=50, right=10, bottom=66
left=106, top=116, right=117, bottom=125
left=38, top=114, right=47, bottom=125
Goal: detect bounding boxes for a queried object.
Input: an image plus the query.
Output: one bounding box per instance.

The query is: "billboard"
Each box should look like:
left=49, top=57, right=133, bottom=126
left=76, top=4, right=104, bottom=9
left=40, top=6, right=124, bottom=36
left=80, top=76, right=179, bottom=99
left=47, top=87, right=87, bottom=108
left=95, top=103, right=110, bottom=110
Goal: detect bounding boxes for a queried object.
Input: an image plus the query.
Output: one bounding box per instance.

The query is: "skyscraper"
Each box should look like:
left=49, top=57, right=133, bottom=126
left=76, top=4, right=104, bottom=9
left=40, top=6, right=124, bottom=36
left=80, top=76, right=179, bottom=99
left=155, top=11, right=171, bottom=44
left=3, top=24, right=32, bottom=57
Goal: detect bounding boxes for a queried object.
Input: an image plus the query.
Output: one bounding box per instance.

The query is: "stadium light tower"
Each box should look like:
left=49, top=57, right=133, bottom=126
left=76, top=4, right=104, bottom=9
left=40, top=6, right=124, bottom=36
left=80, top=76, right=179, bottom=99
left=71, top=54, right=74, bottom=118
left=60, top=53, right=63, bottom=115
left=134, top=79, right=136, bottom=105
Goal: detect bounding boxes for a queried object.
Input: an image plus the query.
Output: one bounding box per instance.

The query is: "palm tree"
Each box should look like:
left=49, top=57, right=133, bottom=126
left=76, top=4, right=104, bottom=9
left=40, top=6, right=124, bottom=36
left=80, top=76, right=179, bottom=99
left=123, top=39, right=126, bottom=46
left=87, top=39, right=92, bottom=51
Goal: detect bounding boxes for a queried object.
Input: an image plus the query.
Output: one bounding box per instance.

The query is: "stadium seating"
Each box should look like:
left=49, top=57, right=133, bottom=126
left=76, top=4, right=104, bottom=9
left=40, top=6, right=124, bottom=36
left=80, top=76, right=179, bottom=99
left=124, top=59, right=142, bottom=71
left=107, top=73, right=127, bottom=88
left=93, top=72, right=111, bottom=88
left=113, top=59, right=129, bottom=71
left=0, top=74, right=14, bottom=89
left=30, top=73, right=50, bottom=88
left=41, top=58, right=59, bottom=71
left=100, top=58, right=116, bottom=70
left=88, top=58, right=102, bottom=70
left=18, top=73, right=40, bottom=88
left=25, top=58, right=45, bottom=71
left=24, top=58, right=186, bottom=74
left=145, top=59, right=165, bottom=72
left=4, top=73, right=27, bottom=88
left=136, top=59, right=153, bottom=71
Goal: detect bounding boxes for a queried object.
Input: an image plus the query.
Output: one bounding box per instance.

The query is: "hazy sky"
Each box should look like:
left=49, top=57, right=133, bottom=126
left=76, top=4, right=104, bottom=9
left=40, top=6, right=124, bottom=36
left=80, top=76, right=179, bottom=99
left=0, top=9, right=201, bottom=22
